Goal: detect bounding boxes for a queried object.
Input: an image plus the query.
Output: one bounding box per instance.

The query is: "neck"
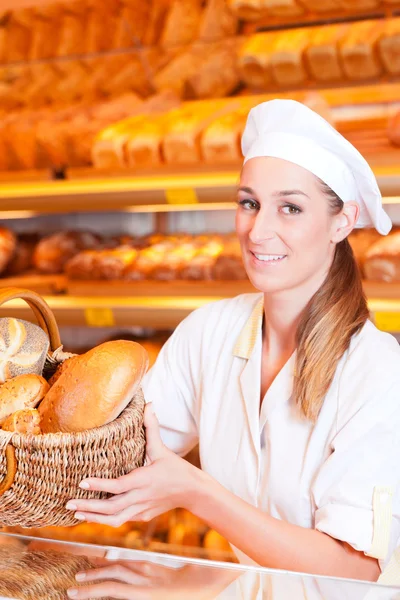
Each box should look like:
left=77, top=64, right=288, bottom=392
left=262, top=266, right=330, bottom=356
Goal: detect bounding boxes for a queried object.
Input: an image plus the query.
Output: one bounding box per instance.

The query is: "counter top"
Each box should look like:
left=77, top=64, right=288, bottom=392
left=0, top=532, right=398, bottom=600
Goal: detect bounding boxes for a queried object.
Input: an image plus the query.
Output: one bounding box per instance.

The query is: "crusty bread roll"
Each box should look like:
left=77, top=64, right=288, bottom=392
left=160, top=0, right=203, bottom=48
left=2, top=408, right=41, bottom=435
left=5, top=233, right=39, bottom=276
left=348, top=229, right=381, bottom=273
left=339, top=20, right=384, bottom=81
left=39, top=341, right=149, bottom=433
left=48, top=355, right=79, bottom=387
left=363, top=231, right=400, bottom=282
left=0, top=374, right=49, bottom=426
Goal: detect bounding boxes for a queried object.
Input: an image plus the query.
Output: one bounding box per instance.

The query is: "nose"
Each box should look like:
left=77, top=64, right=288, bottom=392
left=248, top=210, right=276, bottom=245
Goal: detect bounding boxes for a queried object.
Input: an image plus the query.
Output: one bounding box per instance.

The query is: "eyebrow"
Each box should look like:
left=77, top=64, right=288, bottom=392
left=237, top=187, right=310, bottom=199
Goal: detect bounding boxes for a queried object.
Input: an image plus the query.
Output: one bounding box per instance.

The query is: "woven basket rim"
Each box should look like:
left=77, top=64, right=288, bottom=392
left=0, top=388, right=144, bottom=450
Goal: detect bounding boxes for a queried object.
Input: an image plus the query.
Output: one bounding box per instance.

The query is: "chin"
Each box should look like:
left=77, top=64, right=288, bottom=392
left=247, top=271, right=290, bottom=294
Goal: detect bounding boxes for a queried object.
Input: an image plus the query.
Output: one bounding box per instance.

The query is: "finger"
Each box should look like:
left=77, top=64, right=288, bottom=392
left=76, top=564, right=149, bottom=585
left=72, top=504, right=148, bottom=527
left=67, top=581, right=149, bottom=599
left=79, top=467, right=150, bottom=494
left=144, top=404, right=165, bottom=462
left=66, top=491, right=136, bottom=516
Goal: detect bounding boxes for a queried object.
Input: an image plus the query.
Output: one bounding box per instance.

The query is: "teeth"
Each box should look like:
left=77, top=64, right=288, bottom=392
left=254, top=254, right=285, bottom=262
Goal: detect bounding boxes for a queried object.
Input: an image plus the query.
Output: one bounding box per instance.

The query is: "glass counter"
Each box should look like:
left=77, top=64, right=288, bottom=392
left=0, top=532, right=398, bottom=600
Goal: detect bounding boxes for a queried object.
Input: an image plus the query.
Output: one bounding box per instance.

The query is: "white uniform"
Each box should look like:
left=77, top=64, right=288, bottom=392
left=142, top=293, right=400, bottom=572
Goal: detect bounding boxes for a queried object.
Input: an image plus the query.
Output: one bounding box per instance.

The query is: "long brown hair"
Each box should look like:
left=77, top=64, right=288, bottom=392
left=294, top=181, right=369, bottom=422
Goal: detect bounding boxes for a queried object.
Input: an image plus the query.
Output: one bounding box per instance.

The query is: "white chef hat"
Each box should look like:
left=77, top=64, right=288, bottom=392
left=241, top=99, right=391, bottom=235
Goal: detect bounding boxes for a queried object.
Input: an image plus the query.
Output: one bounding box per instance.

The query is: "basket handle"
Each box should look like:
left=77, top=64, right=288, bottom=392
left=0, top=287, right=61, bottom=354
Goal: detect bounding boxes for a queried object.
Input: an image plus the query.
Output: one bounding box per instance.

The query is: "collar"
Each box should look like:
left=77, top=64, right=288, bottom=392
left=233, top=297, right=264, bottom=359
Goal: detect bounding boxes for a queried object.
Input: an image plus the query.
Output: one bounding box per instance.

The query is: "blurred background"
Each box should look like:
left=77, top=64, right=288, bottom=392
left=0, top=0, right=400, bottom=560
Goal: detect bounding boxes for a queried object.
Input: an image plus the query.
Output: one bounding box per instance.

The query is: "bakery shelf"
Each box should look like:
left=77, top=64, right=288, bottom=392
left=1, top=163, right=400, bottom=214
left=0, top=281, right=398, bottom=330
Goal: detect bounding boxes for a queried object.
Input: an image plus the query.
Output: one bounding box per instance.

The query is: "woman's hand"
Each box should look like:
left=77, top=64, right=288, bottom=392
left=65, top=404, right=202, bottom=526
left=67, top=559, right=240, bottom=600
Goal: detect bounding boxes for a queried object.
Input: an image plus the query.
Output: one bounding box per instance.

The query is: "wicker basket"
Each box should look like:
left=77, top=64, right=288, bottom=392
left=0, top=288, right=146, bottom=528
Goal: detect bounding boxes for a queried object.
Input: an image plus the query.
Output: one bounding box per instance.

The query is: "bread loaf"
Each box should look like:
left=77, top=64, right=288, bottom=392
left=113, top=1, right=150, bottom=49
left=186, top=39, right=241, bottom=99
left=363, top=232, right=400, bottom=282
left=66, top=247, right=138, bottom=280
left=227, top=0, right=268, bottom=21
left=4, top=9, right=34, bottom=63
left=29, top=5, right=62, bottom=60
left=239, top=33, right=275, bottom=90
left=5, top=233, right=38, bottom=276
left=340, top=20, right=384, bottom=80
left=300, top=0, right=340, bottom=11
left=85, top=0, right=119, bottom=53
left=197, top=0, right=238, bottom=42
left=39, top=341, right=149, bottom=433
left=151, top=243, right=199, bottom=280
left=306, top=24, right=349, bottom=82
left=0, top=318, right=49, bottom=383
left=264, top=0, right=304, bottom=16
left=270, top=29, right=309, bottom=86
left=162, top=99, right=238, bottom=164
left=160, top=0, right=203, bottom=48
left=143, top=0, right=171, bottom=47
left=33, top=231, right=102, bottom=274
left=348, top=229, right=381, bottom=273
left=0, top=374, right=49, bottom=426
left=57, top=2, right=87, bottom=57
left=2, top=409, right=41, bottom=435
left=202, top=101, right=255, bottom=163
left=0, top=227, right=16, bottom=274
left=338, top=0, right=379, bottom=8
left=379, top=18, right=400, bottom=75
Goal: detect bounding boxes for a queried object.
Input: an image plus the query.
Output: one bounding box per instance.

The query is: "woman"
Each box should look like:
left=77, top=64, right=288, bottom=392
left=66, top=100, right=400, bottom=591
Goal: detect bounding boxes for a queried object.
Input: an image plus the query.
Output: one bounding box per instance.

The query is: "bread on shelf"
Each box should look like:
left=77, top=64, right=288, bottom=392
left=33, top=231, right=102, bottom=275
left=339, top=20, right=385, bottom=80
left=197, top=0, right=238, bottom=42
left=162, top=98, right=239, bottom=164
left=300, top=0, right=341, bottom=11
left=305, top=24, right=349, bottom=82
left=363, top=231, right=400, bottom=282
left=337, top=0, right=380, bottom=9
left=186, top=39, right=241, bottom=99
left=238, top=33, right=275, bottom=89
left=270, top=28, right=310, bottom=86
left=160, top=0, right=203, bottom=48
left=263, top=0, right=304, bottom=17
left=113, top=0, right=151, bottom=50
left=379, top=17, right=400, bottom=75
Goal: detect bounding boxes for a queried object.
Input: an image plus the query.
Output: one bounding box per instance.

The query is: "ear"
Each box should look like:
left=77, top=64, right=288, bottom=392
left=331, top=201, right=359, bottom=244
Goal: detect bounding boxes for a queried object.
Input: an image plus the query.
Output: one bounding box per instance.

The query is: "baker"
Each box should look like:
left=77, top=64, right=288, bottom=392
left=66, top=99, right=400, bottom=592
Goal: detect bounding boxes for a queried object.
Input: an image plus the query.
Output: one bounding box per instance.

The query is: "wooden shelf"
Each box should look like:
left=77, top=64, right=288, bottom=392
left=0, top=280, right=398, bottom=330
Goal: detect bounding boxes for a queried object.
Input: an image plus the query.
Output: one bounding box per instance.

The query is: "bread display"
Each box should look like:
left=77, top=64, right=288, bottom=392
left=65, top=247, right=138, bottom=280
left=33, top=231, right=102, bottom=275
left=363, top=231, right=400, bottom=282
left=197, top=0, right=238, bottom=42
left=340, top=20, right=385, bottom=80
left=201, top=102, right=255, bottom=163
left=39, top=340, right=149, bottom=433
left=2, top=409, right=42, bottom=435
left=0, top=374, right=49, bottom=426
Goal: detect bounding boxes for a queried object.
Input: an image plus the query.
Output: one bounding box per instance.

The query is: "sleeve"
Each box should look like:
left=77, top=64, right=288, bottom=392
left=312, top=381, right=400, bottom=570
left=141, top=313, right=200, bottom=457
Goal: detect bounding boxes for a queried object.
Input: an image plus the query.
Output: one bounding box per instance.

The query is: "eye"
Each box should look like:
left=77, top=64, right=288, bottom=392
left=281, top=203, right=302, bottom=215
left=238, top=198, right=259, bottom=211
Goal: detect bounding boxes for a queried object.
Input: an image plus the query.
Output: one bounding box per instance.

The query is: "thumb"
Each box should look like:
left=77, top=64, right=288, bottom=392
left=144, top=403, right=166, bottom=462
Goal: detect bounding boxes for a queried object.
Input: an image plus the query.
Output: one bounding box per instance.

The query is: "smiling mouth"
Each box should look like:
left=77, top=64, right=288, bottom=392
left=251, top=252, right=287, bottom=263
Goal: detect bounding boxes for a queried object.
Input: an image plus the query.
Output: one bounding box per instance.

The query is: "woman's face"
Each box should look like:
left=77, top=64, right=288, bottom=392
left=236, top=157, right=346, bottom=295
